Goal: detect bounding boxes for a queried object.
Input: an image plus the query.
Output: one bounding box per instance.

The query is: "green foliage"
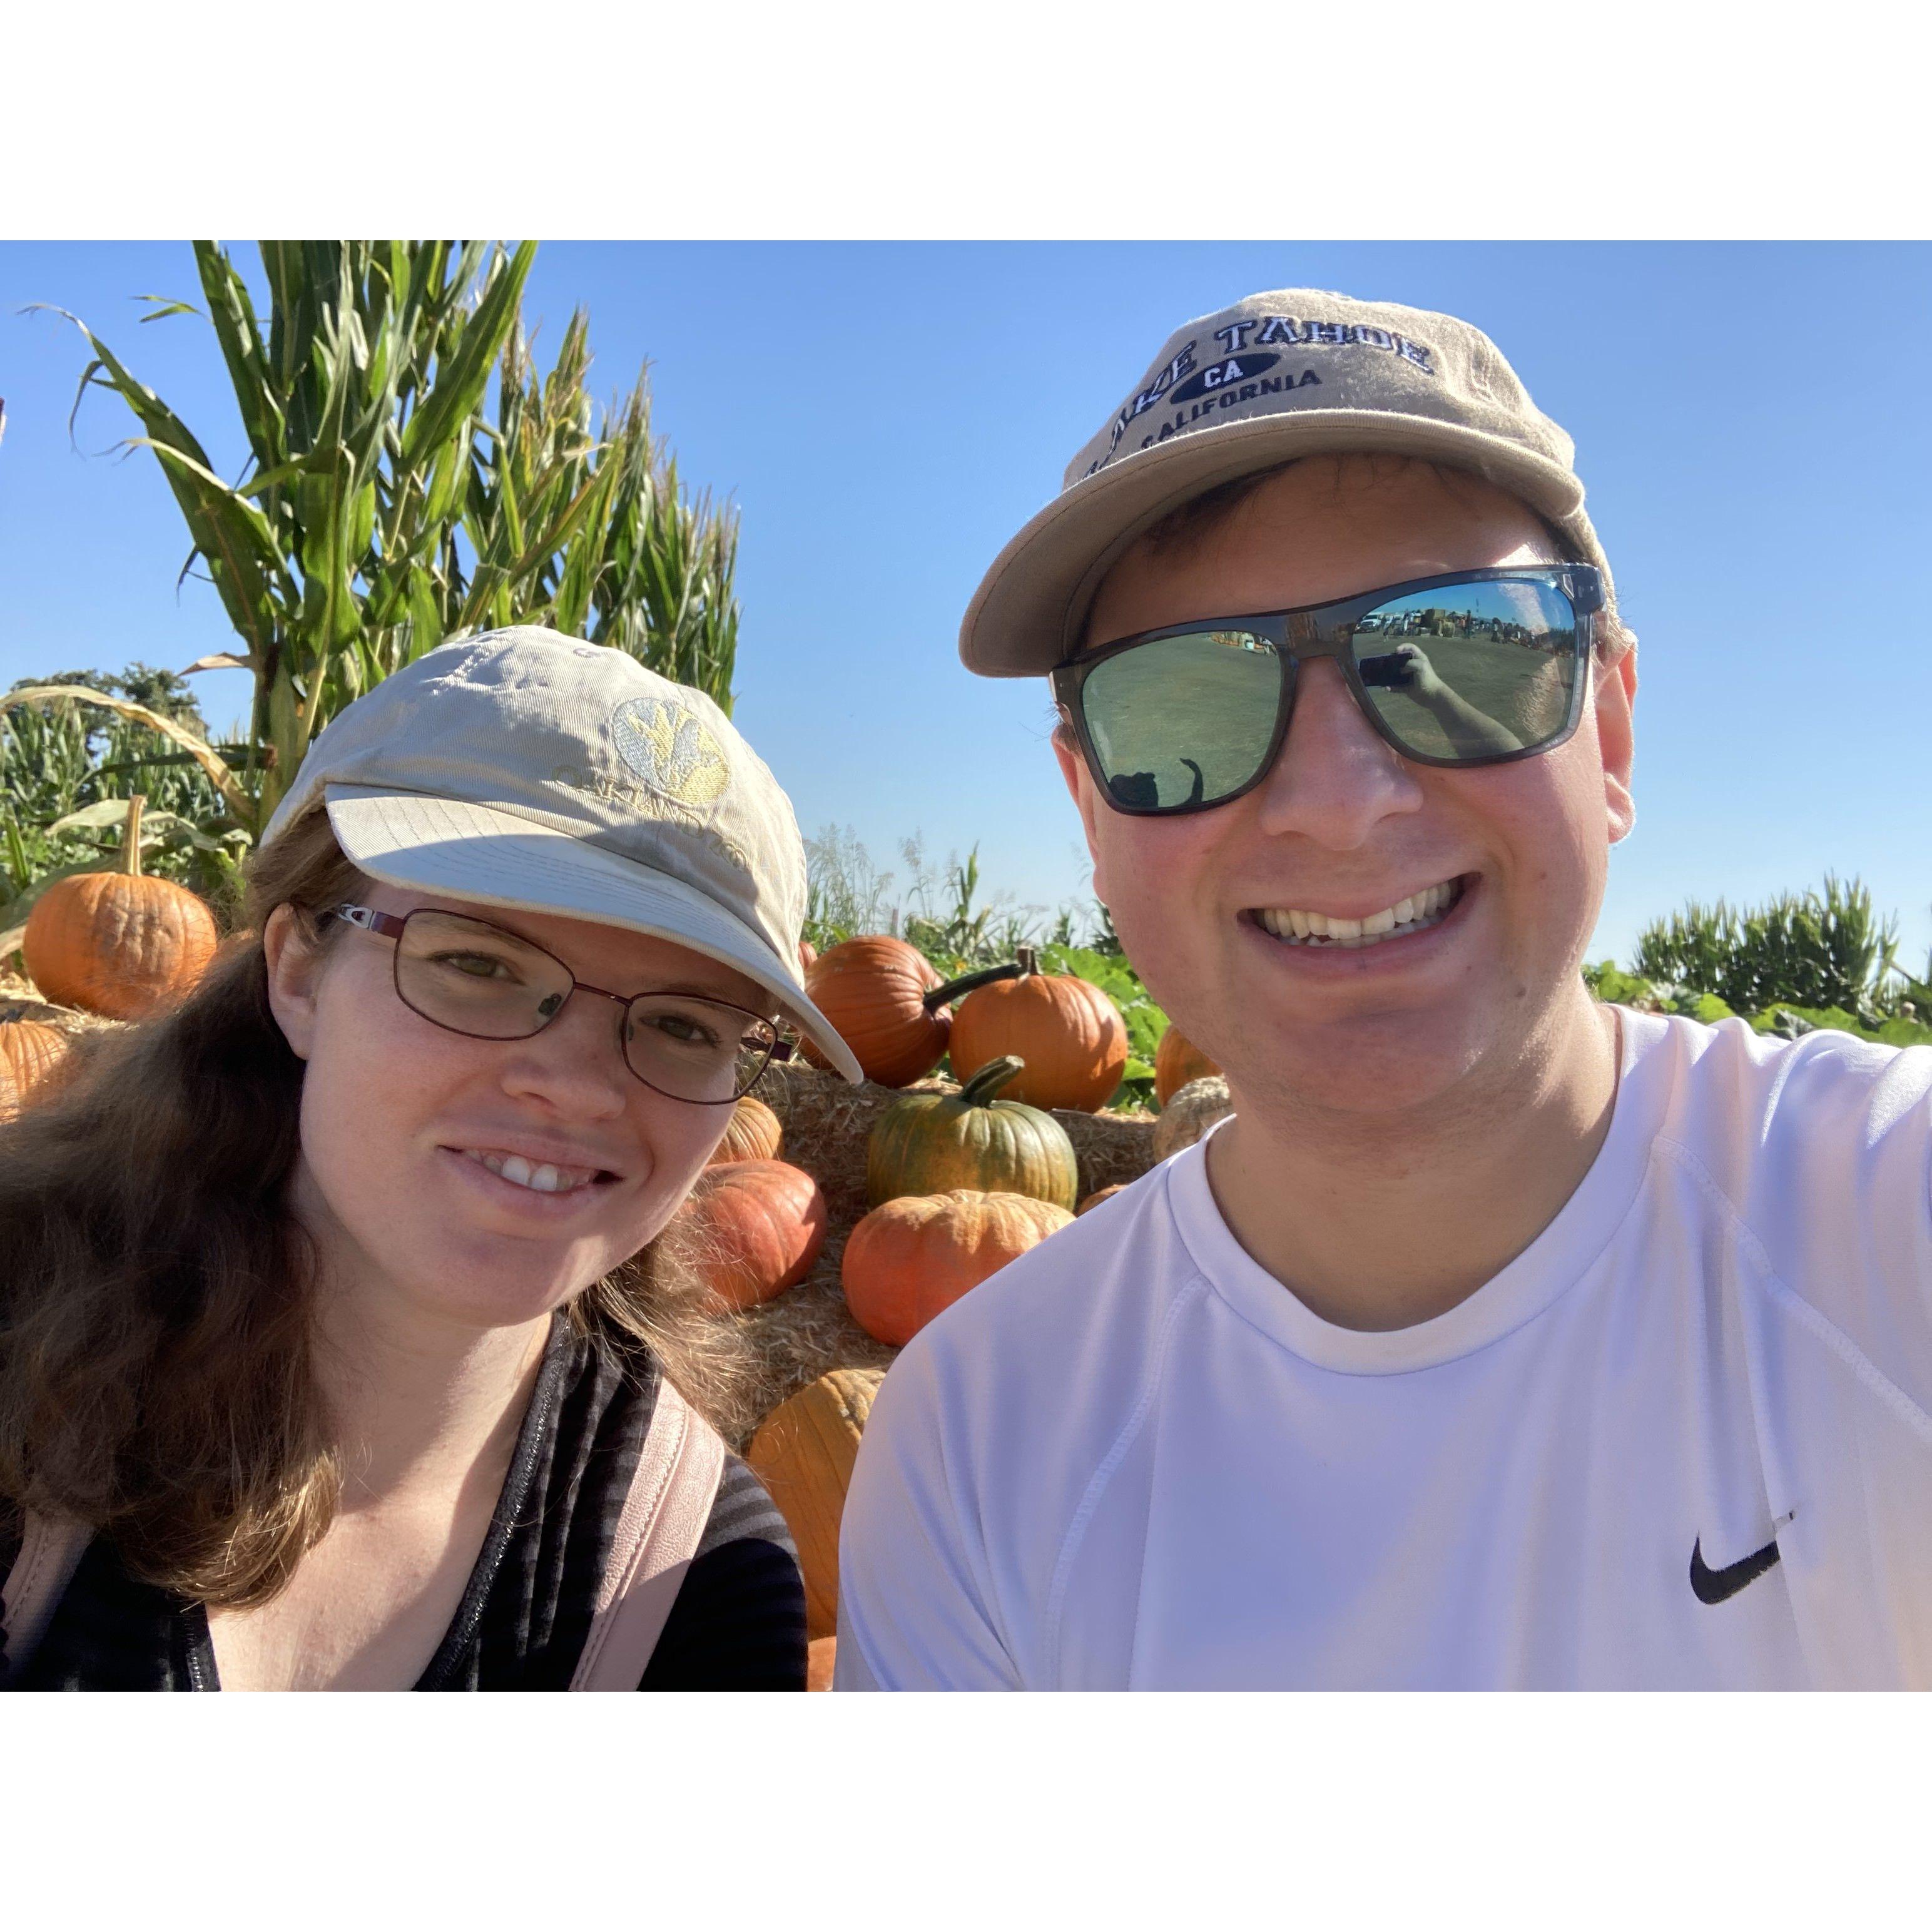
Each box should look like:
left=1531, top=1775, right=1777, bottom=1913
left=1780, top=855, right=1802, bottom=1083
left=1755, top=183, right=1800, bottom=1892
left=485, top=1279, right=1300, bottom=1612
left=44, top=240, right=740, bottom=833
left=1631, top=875, right=1899, bottom=1022
left=1580, top=960, right=1734, bottom=1025
left=1, top=668, right=251, bottom=935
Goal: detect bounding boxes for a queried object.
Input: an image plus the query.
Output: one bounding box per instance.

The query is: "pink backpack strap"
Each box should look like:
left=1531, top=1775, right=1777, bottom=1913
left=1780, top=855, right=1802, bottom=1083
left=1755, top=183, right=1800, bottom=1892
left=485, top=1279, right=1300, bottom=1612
left=2, top=1511, right=90, bottom=1680
left=569, top=1376, right=725, bottom=1692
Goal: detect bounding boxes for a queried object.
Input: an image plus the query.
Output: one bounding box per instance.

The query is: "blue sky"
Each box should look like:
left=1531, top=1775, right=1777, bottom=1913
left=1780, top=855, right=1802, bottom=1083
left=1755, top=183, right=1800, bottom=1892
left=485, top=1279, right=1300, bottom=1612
left=2, top=242, right=1927, bottom=977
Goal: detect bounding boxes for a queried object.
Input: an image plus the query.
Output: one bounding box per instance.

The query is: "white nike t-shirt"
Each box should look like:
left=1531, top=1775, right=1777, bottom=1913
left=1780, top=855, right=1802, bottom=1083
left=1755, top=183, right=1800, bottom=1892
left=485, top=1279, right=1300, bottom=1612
left=835, top=1009, right=1932, bottom=1689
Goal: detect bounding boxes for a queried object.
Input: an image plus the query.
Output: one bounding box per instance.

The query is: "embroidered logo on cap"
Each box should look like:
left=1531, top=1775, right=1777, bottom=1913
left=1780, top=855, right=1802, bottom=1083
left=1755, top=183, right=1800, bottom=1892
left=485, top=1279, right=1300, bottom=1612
left=610, top=696, right=731, bottom=808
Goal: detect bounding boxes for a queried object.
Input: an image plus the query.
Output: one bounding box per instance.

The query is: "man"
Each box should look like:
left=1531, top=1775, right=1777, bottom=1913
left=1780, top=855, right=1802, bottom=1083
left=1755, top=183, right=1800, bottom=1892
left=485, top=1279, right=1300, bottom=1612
left=833, top=289, right=1932, bottom=1690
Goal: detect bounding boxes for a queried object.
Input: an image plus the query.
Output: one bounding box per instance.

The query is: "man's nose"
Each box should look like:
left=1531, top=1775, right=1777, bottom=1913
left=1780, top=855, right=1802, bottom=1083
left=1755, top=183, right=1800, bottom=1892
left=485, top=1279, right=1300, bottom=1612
left=1248, top=658, right=1424, bottom=848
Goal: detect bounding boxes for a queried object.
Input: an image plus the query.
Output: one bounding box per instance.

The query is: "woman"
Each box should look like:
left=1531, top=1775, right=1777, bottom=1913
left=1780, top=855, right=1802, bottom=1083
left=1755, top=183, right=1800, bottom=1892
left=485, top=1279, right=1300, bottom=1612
left=0, top=626, right=863, bottom=1690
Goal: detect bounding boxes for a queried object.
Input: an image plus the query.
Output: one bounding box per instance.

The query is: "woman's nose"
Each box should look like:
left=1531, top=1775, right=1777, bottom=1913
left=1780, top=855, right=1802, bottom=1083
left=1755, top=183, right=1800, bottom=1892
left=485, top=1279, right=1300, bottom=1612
left=496, top=987, right=633, bottom=1117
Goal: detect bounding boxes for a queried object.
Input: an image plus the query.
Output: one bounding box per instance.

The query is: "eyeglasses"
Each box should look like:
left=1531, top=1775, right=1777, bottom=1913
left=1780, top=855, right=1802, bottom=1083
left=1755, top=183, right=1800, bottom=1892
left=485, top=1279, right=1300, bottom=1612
left=328, top=905, right=793, bottom=1104
left=1051, top=565, right=1604, bottom=816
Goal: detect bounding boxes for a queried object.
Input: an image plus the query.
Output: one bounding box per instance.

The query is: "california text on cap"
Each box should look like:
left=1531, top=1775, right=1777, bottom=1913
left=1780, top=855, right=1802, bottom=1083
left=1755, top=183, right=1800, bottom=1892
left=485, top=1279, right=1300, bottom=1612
left=959, top=288, right=1612, bottom=678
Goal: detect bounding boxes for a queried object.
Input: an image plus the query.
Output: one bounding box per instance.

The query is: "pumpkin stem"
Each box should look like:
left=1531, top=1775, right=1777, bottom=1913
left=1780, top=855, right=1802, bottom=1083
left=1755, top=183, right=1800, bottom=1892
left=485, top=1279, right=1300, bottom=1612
left=957, top=1054, right=1025, bottom=1107
left=121, top=793, right=146, bottom=879
left=1016, top=945, right=1039, bottom=978
left=922, top=960, right=1022, bottom=1014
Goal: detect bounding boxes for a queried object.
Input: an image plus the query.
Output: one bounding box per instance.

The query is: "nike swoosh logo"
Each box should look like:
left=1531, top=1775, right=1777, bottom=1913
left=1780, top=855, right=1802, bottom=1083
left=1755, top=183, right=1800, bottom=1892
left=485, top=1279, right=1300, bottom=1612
left=1689, top=1535, right=1782, bottom=1605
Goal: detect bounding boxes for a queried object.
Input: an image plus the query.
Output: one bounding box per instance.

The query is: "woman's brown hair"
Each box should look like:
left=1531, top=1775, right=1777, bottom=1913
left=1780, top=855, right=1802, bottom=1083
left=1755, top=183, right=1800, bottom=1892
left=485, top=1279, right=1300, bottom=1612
left=0, top=808, right=760, bottom=1609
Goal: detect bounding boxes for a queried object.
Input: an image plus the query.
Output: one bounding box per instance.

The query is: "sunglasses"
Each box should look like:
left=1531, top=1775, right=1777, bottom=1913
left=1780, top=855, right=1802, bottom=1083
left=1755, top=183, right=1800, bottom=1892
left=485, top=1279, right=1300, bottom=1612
left=328, top=904, right=793, bottom=1105
left=1052, top=565, right=1604, bottom=816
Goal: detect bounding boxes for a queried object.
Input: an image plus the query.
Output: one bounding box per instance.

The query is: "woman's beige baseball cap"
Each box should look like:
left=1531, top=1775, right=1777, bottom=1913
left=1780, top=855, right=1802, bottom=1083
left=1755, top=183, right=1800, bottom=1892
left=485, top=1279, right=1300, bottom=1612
left=260, top=626, right=864, bottom=1083
left=960, top=288, right=1613, bottom=676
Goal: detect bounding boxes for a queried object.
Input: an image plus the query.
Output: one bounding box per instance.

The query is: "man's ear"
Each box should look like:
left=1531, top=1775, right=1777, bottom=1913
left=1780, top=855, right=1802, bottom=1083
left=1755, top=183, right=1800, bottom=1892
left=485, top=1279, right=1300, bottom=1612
left=1595, top=629, right=1638, bottom=845
left=1051, top=716, right=1114, bottom=905
left=262, top=903, right=323, bottom=1062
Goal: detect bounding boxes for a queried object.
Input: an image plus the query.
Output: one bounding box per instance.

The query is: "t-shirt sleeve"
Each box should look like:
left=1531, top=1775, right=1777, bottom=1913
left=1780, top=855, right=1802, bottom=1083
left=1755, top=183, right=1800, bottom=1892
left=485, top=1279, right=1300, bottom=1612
left=833, top=1338, right=1024, bottom=1691
left=638, top=1452, right=806, bottom=1690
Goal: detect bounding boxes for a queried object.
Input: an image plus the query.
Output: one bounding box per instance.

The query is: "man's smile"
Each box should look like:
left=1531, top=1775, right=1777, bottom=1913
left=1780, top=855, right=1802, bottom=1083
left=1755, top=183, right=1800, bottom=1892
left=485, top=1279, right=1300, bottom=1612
left=1249, top=875, right=1467, bottom=947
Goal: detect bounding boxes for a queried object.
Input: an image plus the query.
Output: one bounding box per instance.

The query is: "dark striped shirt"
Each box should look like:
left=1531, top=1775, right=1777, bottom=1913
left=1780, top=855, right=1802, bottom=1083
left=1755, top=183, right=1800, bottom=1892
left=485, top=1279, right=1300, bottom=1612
left=1, top=1318, right=805, bottom=1691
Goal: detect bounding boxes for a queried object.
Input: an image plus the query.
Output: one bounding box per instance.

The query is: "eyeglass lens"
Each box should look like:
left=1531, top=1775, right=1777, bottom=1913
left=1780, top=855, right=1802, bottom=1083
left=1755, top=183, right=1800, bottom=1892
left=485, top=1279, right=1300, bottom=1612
left=390, top=910, right=776, bottom=1102
left=1080, top=579, right=1580, bottom=806
left=1082, top=629, right=1283, bottom=810
left=1349, top=579, right=1579, bottom=760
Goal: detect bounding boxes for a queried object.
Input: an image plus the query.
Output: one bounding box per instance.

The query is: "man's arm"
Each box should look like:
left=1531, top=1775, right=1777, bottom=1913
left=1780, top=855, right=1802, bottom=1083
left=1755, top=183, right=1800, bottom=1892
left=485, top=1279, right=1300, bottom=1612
left=832, top=1341, right=1024, bottom=1691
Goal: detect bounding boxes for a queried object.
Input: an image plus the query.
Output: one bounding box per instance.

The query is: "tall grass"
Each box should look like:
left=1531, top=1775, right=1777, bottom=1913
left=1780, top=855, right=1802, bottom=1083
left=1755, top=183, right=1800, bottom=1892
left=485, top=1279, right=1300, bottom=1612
left=34, top=240, right=740, bottom=833
left=1632, top=874, right=1901, bottom=1019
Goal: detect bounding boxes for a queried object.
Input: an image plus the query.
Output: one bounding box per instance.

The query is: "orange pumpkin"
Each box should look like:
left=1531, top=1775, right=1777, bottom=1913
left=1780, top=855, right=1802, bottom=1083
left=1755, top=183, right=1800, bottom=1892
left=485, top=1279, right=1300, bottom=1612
left=0, top=1019, right=73, bottom=1112
left=798, top=937, right=818, bottom=975
left=865, top=1054, right=1078, bottom=1210
left=707, top=1092, right=783, bottom=1166
left=745, top=1367, right=883, bottom=1640
left=807, top=1635, right=837, bottom=1690
left=841, top=1188, right=1072, bottom=1346
left=678, top=1159, right=829, bottom=1309
left=949, top=946, right=1127, bottom=1112
left=803, top=936, right=1016, bottom=1088
left=0, top=1056, right=17, bottom=1125
left=1154, top=1025, right=1221, bottom=1107
left=1077, top=1184, right=1127, bottom=1216
left=23, top=795, right=218, bottom=1021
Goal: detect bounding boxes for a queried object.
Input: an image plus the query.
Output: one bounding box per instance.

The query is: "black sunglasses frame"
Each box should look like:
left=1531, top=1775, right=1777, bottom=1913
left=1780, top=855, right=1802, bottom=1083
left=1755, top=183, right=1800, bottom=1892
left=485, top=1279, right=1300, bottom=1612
left=1050, top=565, right=1605, bottom=818
left=328, top=903, right=795, bottom=1105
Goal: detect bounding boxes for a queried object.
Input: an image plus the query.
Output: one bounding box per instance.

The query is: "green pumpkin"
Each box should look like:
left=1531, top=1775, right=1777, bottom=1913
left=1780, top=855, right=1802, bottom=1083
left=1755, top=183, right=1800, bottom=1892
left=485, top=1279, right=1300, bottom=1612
left=865, top=1055, right=1080, bottom=1211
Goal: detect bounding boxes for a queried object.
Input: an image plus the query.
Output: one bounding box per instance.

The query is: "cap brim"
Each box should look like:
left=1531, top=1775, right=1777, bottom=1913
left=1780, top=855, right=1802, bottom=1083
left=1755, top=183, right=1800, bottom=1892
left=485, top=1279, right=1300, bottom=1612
left=959, top=410, right=1608, bottom=676
left=323, top=786, right=865, bottom=1085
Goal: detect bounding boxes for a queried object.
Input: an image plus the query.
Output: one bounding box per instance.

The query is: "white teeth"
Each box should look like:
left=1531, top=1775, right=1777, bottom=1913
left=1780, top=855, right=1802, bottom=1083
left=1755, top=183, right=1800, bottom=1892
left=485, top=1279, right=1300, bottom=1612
left=462, top=1148, right=596, bottom=1194
left=1256, top=878, right=1465, bottom=948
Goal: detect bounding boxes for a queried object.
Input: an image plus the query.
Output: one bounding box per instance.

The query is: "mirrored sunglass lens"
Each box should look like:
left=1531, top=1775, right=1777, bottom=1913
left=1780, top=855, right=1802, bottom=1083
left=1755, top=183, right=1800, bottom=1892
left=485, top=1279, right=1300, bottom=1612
left=394, top=912, right=570, bottom=1037
left=624, top=995, right=775, bottom=1101
left=1080, top=630, right=1282, bottom=809
left=1350, top=579, right=1579, bottom=760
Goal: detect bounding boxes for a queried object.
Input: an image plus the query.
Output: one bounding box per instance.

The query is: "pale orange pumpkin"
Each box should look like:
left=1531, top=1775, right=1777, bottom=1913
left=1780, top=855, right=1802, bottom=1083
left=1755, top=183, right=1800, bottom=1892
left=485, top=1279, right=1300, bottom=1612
left=948, top=947, right=1128, bottom=1112
left=679, top=1159, right=829, bottom=1309
left=807, top=1635, right=836, bottom=1690
left=23, top=795, right=218, bottom=1021
left=1152, top=1076, right=1233, bottom=1161
left=745, top=1367, right=883, bottom=1640
left=1154, top=1025, right=1221, bottom=1107
left=706, top=1092, right=783, bottom=1166
left=841, top=1187, right=1072, bottom=1346
left=1076, top=1184, right=1127, bottom=1216
left=803, top=935, right=1017, bottom=1088
left=0, top=1019, right=73, bottom=1109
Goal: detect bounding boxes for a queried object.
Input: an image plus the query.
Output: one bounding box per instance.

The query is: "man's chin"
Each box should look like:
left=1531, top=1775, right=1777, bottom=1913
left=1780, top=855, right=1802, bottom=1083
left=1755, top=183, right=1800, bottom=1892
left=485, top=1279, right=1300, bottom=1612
left=1223, top=1005, right=1504, bottom=1122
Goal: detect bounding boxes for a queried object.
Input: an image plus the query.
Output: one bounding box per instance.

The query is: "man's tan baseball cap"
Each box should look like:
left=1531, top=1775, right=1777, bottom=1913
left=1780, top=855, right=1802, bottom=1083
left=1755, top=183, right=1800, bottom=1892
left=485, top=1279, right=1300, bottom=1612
left=260, top=625, right=865, bottom=1084
left=960, top=288, right=1612, bottom=676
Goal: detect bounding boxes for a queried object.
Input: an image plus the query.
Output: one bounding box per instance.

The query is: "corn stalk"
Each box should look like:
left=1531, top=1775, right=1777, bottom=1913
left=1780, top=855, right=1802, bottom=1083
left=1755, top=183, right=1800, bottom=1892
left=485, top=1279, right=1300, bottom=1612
left=47, top=240, right=740, bottom=833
